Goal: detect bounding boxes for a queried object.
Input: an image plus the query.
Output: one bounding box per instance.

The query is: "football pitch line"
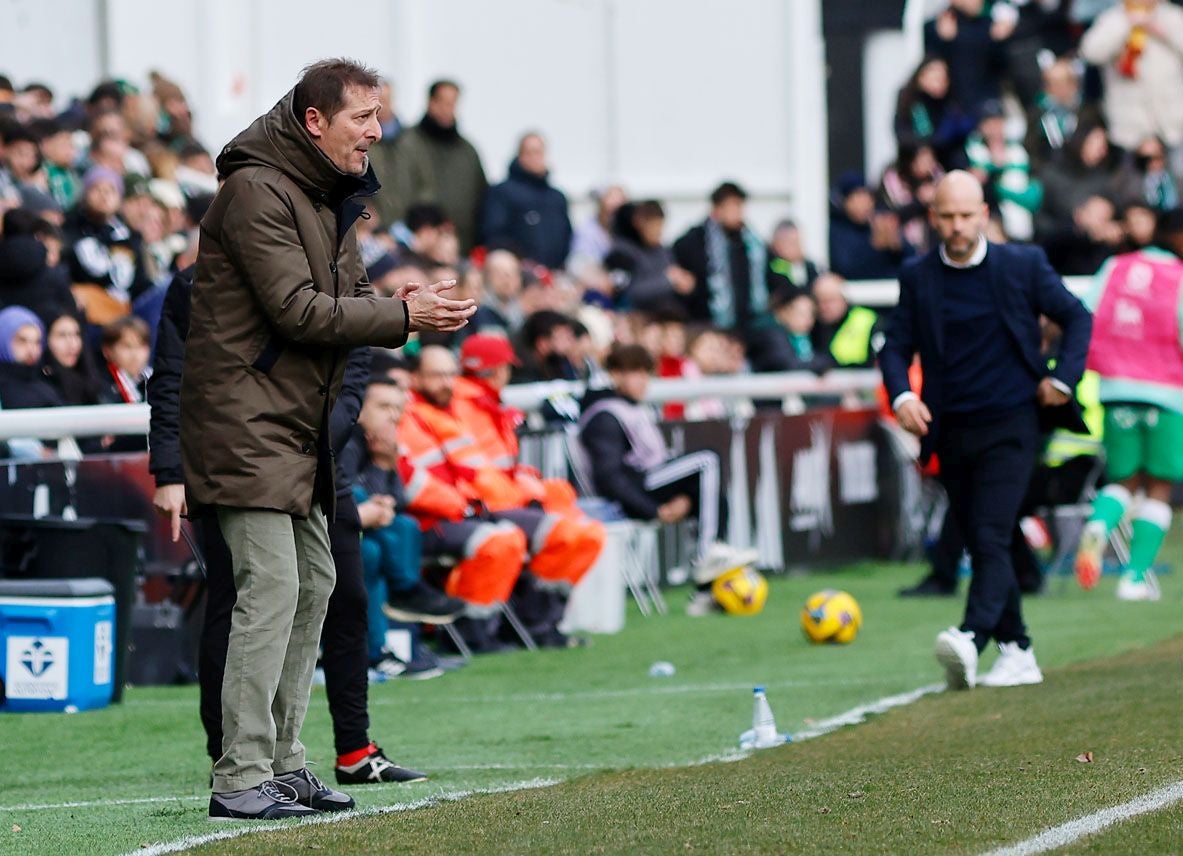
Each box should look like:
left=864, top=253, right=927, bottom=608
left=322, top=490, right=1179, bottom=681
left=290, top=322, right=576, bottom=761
left=980, top=779, right=1183, bottom=856
left=110, top=680, right=946, bottom=855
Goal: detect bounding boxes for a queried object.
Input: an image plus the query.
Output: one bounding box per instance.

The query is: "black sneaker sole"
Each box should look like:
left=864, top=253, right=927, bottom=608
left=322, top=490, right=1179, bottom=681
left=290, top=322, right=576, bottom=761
left=335, top=768, right=429, bottom=785
left=381, top=603, right=461, bottom=625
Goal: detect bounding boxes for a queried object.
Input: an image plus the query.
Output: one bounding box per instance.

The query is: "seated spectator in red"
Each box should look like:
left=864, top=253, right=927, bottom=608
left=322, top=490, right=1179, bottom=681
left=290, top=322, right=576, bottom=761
left=894, top=56, right=974, bottom=168
left=1120, top=201, right=1158, bottom=251
left=41, top=311, right=102, bottom=406
left=828, top=173, right=915, bottom=281
left=605, top=200, right=693, bottom=311
left=0, top=208, right=74, bottom=320
left=1042, top=194, right=1125, bottom=275
left=482, top=132, right=572, bottom=270
left=924, top=0, right=1013, bottom=120
left=100, top=315, right=151, bottom=404
left=65, top=166, right=153, bottom=304
left=0, top=305, right=64, bottom=408
left=766, top=219, right=821, bottom=295
left=771, top=291, right=834, bottom=375
left=878, top=143, right=943, bottom=253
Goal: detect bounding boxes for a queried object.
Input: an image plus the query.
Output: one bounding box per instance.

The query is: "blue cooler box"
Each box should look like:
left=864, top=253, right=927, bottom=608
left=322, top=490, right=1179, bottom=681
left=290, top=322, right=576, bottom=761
left=0, top=578, right=116, bottom=713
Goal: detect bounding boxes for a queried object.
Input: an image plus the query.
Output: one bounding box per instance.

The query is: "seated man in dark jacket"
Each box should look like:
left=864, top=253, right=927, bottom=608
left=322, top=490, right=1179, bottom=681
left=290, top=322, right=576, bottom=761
left=577, top=344, right=756, bottom=614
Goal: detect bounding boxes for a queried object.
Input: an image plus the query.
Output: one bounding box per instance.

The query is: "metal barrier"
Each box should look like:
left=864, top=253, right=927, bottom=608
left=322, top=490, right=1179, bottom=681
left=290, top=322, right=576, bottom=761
left=0, top=371, right=885, bottom=441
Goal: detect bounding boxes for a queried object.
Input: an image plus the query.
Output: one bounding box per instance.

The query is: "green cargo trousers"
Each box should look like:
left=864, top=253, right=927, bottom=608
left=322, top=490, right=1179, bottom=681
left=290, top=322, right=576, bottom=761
left=212, top=505, right=335, bottom=793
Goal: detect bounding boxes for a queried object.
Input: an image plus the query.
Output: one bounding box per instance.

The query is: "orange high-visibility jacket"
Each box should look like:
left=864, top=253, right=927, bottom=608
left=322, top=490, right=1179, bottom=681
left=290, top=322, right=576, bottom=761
left=452, top=375, right=579, bottom=510
left=395, top=456, right=471, bottom=530
left=399, top=392, right=527, bottom=515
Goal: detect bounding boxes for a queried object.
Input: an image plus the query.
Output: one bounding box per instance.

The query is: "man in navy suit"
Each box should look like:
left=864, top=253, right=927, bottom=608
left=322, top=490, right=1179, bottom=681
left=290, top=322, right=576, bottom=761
left=879, top=171, right=1092, bottom=690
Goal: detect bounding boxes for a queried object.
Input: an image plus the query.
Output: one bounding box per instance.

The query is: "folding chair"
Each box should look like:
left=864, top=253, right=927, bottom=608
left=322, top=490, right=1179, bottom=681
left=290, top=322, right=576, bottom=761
left=422, top=555, right=538, bottom=658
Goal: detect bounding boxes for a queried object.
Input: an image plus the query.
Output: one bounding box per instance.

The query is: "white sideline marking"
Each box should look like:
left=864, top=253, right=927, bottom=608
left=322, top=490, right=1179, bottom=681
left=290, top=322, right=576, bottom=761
left=790, top=682, right=945, bottom=742
left=980, top=780, right=1183, bottom=856
left=12, top=681, right=942, bottom=851
left=125, top=778, right=560, bottom=856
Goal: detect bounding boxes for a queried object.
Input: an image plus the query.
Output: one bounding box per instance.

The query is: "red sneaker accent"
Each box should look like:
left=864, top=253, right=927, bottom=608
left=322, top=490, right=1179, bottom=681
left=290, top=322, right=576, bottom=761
left=337, top=742, right=377, bottom=768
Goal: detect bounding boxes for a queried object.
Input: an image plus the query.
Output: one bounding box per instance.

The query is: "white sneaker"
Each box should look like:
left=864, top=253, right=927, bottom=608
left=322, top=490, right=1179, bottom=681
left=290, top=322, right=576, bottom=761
left=1116, top=572, right=1162, bottom=602
left=978, top=642, right=1044, bottom=687
left=934, top=627, right=978, bottom=690
left=692, top=542, right=760, bottom=585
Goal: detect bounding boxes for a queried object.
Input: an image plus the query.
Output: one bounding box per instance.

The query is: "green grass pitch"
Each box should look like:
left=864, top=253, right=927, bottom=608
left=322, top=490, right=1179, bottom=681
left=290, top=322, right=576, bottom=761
left=3, top=536, right=1183, bottom=855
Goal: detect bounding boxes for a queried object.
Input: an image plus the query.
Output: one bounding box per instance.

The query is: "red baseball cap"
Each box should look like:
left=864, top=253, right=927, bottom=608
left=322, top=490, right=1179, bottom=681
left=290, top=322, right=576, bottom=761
left=460, top=333, right=521, bottom=372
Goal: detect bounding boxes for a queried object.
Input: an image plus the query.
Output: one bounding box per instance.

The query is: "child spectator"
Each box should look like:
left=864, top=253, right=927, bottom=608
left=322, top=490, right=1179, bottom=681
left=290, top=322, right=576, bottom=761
left=604, top=200, right=693, bottom=312
left=65, top=166, right=152, bottom=308
left=100, top=314, right=151, bottom=404
left=1121, top=201, right=1158, bottom=251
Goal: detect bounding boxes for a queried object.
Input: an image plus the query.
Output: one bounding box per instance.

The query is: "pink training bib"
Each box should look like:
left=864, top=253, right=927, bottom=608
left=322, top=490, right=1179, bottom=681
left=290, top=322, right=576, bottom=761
left=1087, top=253, right=1183, bottom=388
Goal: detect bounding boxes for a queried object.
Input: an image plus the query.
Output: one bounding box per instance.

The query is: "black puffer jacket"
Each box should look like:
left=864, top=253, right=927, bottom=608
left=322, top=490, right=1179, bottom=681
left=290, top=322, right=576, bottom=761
left=0, top=235, right=75, bottom=322
left=481, top=158, right=572, bottom=269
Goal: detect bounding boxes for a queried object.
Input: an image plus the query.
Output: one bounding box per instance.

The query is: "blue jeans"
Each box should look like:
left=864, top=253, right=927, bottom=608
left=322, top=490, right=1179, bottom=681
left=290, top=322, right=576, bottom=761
left=360, top=513, right=423, bottom=662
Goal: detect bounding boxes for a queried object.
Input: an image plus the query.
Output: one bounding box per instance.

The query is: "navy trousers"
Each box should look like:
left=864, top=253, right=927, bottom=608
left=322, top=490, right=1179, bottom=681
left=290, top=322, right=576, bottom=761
left=937, top=406, right=1039, bottom=650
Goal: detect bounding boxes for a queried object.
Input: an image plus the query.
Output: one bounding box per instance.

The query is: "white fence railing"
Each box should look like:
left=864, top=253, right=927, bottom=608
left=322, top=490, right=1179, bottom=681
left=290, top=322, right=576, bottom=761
left=0, top=371, right=885, bottom=442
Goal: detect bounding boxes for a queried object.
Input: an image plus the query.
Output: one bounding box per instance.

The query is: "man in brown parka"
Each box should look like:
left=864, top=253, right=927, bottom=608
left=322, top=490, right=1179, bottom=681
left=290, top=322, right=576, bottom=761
left=181, top=59, right=474, bottom=821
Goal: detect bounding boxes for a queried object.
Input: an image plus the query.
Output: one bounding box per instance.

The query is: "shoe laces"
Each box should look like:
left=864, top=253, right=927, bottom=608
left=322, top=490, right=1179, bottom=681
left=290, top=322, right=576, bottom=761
left=301, top=767, right=327, bottom=792
left=260, top=780, right=298, bottom=803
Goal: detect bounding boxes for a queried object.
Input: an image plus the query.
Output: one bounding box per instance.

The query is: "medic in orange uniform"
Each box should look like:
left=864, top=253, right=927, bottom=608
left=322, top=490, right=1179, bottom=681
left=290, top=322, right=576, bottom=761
left=399, top=345, right=602, bottom=611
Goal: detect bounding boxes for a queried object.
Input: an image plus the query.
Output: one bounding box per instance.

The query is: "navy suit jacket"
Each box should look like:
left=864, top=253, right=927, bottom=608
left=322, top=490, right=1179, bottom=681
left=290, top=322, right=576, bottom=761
left=878, top=242, right=1093, bottom=462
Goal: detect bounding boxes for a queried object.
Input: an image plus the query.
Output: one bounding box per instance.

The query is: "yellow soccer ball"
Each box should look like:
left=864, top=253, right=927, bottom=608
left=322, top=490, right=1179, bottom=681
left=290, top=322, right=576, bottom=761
left=711, top=565, right=769, bottom=616
left=800, top=589, right=862, bottom=643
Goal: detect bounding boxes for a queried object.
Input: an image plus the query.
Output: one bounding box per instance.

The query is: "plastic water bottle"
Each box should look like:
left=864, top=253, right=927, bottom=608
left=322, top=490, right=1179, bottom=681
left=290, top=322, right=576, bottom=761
left=739, top=686, right=790, bottom=749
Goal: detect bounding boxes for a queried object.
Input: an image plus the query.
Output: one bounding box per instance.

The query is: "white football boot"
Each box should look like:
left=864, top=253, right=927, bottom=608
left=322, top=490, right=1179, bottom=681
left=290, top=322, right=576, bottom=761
left=1116, top=571, right=1162, bottom=602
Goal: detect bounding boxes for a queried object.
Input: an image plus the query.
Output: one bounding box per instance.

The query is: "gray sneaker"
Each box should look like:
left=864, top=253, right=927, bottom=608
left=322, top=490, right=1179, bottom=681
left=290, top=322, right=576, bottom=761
left=275, top=767, right=356, bottom=812
left=208, top=779, right=319, bottom=821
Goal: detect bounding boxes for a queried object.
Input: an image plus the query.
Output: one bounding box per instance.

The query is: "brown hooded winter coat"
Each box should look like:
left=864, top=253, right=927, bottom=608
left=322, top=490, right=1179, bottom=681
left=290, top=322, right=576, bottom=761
left=180, top=89, right=408, bottom=517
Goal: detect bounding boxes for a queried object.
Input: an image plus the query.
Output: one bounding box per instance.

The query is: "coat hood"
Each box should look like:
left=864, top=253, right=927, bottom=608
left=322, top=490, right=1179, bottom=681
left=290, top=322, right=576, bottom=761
left=507, top=157, right=550, bottom=187
left=0, top=236, right=48, bottom=286
left=216, top=88, right=372, bottom=198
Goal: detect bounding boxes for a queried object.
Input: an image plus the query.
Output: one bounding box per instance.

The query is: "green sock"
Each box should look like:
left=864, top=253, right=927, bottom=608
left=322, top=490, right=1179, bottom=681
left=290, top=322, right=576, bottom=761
left=1089, top=485, right=1131, bottom=534
left=1127, top=500, right=1171, bottom=583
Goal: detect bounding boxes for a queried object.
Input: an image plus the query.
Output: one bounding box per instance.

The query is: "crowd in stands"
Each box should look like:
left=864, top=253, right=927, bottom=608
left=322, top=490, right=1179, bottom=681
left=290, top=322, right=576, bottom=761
left=883, top=0, right=1183, bottom=278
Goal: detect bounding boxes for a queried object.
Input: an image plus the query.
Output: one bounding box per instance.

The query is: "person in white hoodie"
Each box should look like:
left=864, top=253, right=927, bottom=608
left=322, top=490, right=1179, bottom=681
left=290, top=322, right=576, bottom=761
left=1080, top=0, right=1183, bottom=153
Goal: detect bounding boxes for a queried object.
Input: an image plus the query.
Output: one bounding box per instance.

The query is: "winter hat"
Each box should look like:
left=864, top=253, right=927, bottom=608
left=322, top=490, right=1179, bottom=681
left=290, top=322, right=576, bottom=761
left=0, top=305, right=45, bottom=364
left=82, top=165, right=125, bottom=198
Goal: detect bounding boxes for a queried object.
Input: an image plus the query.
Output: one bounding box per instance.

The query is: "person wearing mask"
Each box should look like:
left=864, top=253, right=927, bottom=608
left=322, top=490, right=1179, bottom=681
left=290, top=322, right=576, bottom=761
left=389, top=80, right=488, bottom=253
left=482, top=132, right=572, bottom=270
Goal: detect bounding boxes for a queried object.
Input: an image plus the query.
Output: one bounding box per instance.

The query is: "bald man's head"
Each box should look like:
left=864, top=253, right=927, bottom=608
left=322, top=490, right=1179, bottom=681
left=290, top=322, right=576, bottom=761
left=930, top=171, right=988, bottom=262
left=414, top=345, right=459, bottom=408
